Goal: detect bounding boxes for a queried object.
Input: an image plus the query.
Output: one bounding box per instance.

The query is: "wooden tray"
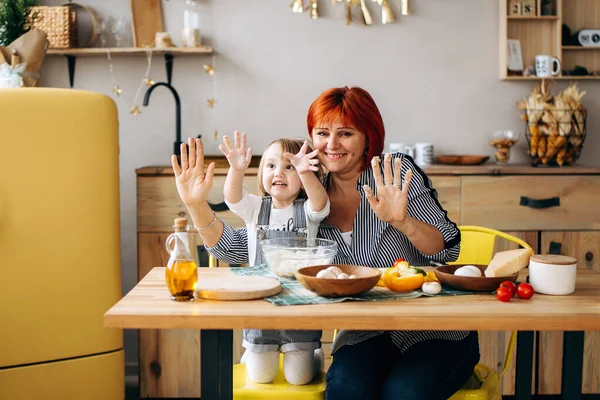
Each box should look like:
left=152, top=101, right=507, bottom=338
left=195, top=276, right=281, bottom=300
left=435, top=155, right=490, bottom=165
left=131, top=0, right=164, bottom=47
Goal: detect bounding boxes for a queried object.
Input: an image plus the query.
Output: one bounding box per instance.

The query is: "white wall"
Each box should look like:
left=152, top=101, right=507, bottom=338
left=39, top=0, right=600, bottom=368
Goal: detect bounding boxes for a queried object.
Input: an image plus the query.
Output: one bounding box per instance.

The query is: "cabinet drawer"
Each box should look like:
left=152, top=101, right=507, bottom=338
left=461, top=176, right=600, bottom=230
left=137, top=174, right=258, bottom=232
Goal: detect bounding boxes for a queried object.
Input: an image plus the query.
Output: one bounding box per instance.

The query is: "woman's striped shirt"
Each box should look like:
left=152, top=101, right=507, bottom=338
left=207, top=153, right=470, bottom=354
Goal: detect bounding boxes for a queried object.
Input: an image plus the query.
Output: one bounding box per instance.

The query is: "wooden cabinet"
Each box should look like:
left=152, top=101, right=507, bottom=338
left=136, top=163, right=600, bottom=397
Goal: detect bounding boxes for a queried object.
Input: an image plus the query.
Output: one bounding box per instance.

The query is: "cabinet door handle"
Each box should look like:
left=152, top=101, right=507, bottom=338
left=208, top=201, right=229, bottom=212
left=519, top=196, right=560, bottom=209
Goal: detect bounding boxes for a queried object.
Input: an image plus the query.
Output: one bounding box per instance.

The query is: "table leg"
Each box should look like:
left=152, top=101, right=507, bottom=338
left=515, top=331, right=534, bottom=400
left=201, top=330, right=233, bottom=400
left=561, top=331, right=584, bottom=400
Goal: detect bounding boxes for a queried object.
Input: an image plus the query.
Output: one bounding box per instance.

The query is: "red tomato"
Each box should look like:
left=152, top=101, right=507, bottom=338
left=496, top=287, right=512, bottom=302
left=499, top=281, right=517, bottom=297
left=517, top=283, right=534, bottom=299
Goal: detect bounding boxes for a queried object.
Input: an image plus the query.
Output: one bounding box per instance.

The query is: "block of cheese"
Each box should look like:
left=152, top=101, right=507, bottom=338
left=484, top=248, right=533, bottom=277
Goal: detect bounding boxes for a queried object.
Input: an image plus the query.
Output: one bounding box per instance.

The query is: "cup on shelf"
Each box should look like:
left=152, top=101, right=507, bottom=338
left=415, top=143, right=434, bottom=166
left=535, top=55, right=561, bottom=77
left=389, top=143, right=415, bottom=158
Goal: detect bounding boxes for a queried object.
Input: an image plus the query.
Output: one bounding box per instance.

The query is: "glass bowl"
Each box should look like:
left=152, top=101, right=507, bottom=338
left=260, top=238, right=338, bottom=278
left=489, top=130, right=520, bottom=164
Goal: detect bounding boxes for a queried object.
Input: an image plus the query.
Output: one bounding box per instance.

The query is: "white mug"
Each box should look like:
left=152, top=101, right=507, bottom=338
left=389, top=143, right=415, bottom=158
left=535, top=55, right=561, bottom=77
left=415, top=143, right=434, bottom=166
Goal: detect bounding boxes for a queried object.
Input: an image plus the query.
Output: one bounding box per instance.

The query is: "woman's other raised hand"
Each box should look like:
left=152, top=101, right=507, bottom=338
left=363, top=153, right=413, bottom=225
left=171, top=137, right=216, bottom=208
left=219, top=130, right=252, bottom=171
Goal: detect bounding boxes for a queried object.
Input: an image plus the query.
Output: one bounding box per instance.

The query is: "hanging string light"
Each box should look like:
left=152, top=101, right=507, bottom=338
left=106, top=48, right=154, bottom=117
left=203, top=54, right=218, bottom=141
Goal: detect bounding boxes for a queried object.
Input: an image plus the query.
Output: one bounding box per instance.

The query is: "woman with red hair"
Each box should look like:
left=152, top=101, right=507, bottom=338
left=172, top=86, right=479, bottom=399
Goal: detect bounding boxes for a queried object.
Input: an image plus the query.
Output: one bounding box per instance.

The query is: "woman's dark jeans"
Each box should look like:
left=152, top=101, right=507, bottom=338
left=325, top=331, right=480, bottom=400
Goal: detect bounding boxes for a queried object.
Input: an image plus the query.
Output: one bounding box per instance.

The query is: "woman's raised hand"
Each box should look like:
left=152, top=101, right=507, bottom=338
left=171, top=137, right=216, bottom=207
left=363, top=153, right=413, bottom=225
left=283, top=140, right=320, bottom=175
left=219, top=130, right=252, bottom=171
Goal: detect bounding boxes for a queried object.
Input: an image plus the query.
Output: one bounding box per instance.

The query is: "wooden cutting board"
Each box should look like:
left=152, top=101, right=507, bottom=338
left=130, top=0, right=164, bottom=47
left=195, top=276, right=282, bottom=301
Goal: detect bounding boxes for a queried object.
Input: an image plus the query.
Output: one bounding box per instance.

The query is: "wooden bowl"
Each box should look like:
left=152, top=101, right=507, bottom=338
left=435, top=155, right=490, bottom=165
left=433, top=264, right=519, bottom=292
left=295, top=264, right=382, bottom=298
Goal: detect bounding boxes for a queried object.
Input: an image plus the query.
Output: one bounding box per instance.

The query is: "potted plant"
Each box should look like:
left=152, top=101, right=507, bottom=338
left=0, top=0, right=39, bottom=46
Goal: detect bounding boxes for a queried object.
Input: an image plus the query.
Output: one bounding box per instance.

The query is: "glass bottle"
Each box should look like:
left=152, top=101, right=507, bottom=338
left=165, top=217, right=198, bottom=301
left=183, top=0, right=202, bottom=47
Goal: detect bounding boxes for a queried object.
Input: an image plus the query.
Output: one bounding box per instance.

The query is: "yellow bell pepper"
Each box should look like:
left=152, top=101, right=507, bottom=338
left=381, top=260, right=425, bottom=292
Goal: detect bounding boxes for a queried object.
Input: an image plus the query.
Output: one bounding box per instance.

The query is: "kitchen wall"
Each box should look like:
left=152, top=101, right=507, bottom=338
left=39, top=0, right=600, bottom=370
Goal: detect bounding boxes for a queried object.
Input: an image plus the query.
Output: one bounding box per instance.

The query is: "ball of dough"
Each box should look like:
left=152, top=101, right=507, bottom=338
left=316, top=269, right=337, bottom=279
left=454, top=265, right=482, bottom=277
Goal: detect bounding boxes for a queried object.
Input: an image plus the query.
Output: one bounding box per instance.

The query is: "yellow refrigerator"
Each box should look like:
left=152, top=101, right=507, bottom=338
left=0, top=88, right=124, bottom=399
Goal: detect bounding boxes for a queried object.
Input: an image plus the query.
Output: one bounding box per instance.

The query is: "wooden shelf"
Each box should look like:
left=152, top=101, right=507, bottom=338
left=503, top=75, right=600, bottom=80
left=47, top=46, right=213, bottom=56
left=562, top=46, right=600, bottom=51
left=47, top=46, right=214, bottom=88
left=507, top=15, right=559, bottom=20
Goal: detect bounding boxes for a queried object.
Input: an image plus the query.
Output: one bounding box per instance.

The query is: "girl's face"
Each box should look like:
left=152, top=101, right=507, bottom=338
left=261, top=143, right=302, bottom=207
left=311, top=120, right=367, bottom=174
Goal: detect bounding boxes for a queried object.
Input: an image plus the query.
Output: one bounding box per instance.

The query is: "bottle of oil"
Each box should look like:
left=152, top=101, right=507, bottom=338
left=165, top=217, right=198, bottom=301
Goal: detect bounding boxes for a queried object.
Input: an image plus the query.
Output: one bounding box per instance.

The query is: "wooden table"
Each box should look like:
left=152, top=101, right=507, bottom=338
left=105, top=267, right=600, bottom=400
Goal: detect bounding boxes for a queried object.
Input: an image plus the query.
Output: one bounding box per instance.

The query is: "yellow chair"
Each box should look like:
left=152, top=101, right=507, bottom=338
left=233, top=353, right=325, bottom=399
left=448, top=226, right=533, bottom=400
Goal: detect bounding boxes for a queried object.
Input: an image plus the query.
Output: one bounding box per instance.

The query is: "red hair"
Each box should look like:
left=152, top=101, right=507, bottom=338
left=306, top=86, right=385, bottom=171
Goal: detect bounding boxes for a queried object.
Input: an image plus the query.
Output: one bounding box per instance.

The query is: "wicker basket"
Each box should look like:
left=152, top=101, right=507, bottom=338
left=31, top=6, right=77, bottom=49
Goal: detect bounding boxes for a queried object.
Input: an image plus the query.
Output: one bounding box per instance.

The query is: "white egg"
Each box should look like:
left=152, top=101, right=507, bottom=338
left=337, top=273, right=350, bottom=279
left=326, top=266, right=343, bottom=276
left=422, top=282, right=442, bottom=295
left=316, top=269, right=337, bottom=279
left=454, top=266, right=482, bottom=277
left=349, top=275, right=358, bottom=279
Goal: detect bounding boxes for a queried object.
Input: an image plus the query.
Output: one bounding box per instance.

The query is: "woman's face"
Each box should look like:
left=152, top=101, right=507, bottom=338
left=311, top=121, right=367, bottom=174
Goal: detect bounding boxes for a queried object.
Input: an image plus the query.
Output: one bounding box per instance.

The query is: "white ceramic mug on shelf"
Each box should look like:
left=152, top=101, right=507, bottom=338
left=528, top=254, right=577, bottom=295
left=389, top=143, right=415, bottom=158
left=535, top=55, right=561, bottom=77
left=415, top=143, right=434, bottom=166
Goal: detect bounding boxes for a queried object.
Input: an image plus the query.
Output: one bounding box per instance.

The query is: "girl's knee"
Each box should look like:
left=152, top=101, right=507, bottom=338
left=325, top=369, right=378, bottom=400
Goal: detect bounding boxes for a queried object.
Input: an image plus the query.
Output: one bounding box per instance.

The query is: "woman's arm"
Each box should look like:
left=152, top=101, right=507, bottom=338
left=172, top=137, right=249, bottom=263
left=364, top=153, right=459, bottom=259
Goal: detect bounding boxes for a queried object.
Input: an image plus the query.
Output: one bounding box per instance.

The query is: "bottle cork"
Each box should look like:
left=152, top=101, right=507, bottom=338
left=173, top=217, right=188, bottom=231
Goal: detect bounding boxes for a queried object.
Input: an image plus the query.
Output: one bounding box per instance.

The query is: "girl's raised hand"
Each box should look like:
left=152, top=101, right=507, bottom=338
left=283, top=140, right=320, bottom=175
left=363, top=153, right=413, bottom=225
left=172, top=137, right=216, bottom=207
left=219, top=130, right=252, bottom=171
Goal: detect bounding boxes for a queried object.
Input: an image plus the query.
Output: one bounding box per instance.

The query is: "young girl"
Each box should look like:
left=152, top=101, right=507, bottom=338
left=219, top=131, right=329, bottom=385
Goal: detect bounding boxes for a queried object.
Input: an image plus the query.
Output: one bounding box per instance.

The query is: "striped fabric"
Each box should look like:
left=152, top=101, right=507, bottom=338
left=207, top=153, right=469, bottom=354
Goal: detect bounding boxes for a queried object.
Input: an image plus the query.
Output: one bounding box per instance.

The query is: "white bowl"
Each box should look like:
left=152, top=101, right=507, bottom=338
left=260, top=238, right=338, bottom=278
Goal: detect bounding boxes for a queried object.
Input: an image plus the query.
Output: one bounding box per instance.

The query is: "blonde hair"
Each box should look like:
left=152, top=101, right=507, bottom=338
left=257, top=138, right=323, bottom=198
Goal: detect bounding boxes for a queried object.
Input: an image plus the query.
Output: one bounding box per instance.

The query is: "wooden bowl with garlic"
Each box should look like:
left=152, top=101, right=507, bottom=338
left=295, top=264, right=381, bottom=298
